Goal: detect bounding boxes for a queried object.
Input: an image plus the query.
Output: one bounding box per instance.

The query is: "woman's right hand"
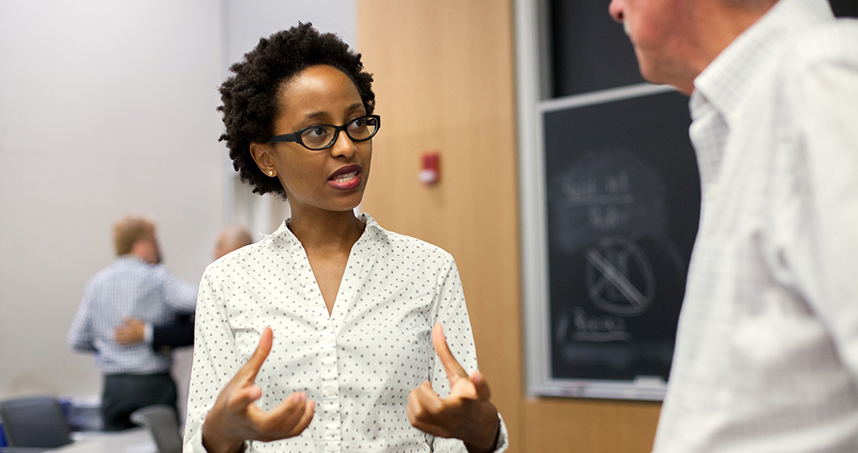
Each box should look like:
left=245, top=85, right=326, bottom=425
left=201, top=327, right=316, bottom=453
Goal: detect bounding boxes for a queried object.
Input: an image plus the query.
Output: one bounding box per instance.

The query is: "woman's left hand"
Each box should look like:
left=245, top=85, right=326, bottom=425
left=407, top=323, right=501, bottom=453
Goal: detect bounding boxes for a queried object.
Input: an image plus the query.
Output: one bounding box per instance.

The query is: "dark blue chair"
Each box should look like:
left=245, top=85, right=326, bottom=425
left=0, top=396, right=72, bottom=450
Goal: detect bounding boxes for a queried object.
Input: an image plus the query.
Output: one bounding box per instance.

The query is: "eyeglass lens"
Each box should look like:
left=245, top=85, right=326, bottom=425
left=302, top=116, right=379, bottom=150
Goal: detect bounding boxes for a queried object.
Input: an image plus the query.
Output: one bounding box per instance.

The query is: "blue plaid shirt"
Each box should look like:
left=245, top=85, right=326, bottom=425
left=67, top=256, right=198, bottom=374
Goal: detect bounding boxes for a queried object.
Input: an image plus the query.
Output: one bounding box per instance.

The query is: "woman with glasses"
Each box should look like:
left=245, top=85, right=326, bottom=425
left=183, top=23, right=507, bottom=453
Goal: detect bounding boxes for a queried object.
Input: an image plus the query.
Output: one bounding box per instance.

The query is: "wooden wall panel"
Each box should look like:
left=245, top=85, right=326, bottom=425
left=356, top=0, right=522, bottom=450
left=524, top=399, right=660, bottom=452
left=356, top=1, right=523, bottom=449
left=356, top=1, right=661, bottom=452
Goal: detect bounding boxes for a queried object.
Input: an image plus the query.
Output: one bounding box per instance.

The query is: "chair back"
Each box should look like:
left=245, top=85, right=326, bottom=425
left=130, top=405, right=182, bottom=453
left=0, top=396, right=72, bottom=449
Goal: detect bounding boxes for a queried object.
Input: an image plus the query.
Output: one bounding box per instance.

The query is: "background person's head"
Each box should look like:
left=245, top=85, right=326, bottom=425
left=113, top=214, right=160, bottom=264
left=213, top=225, right=253, bottom=260
left=218, top=22, right=376, bottom=199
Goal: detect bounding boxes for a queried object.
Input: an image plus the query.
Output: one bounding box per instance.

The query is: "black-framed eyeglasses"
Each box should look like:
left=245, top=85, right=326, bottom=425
left=267, top=115, right=381, bottom=151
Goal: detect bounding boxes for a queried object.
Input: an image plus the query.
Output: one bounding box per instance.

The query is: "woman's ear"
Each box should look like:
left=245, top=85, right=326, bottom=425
left=250, top=142, right=277, bottom=177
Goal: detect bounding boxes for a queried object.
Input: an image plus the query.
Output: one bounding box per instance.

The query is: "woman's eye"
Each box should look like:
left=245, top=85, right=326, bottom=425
left=349, top=118, right=368, bottom=131
left=307, top=126, right=327, bottom=137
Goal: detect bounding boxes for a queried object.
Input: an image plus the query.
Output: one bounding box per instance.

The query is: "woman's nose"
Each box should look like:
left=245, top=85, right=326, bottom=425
left=330, top=130, right=357, bottom=158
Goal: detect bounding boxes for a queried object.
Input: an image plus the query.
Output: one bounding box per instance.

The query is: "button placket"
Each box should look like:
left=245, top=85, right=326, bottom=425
left=319, top=318, right=341, bottom=452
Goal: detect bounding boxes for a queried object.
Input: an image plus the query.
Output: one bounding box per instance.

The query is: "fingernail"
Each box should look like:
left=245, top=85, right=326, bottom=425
left=292, top=393, right=305, bottom=403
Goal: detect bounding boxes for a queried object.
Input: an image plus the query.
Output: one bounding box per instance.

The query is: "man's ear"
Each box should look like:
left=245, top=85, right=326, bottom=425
left=249, top=142, right=277, bottom=176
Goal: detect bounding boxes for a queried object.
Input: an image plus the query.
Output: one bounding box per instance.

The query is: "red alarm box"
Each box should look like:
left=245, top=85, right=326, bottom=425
left=419, top=151, right=440, bottom=185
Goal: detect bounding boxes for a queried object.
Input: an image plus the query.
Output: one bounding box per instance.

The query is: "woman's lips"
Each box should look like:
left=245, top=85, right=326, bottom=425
left=328, top=165, right=362, bottom=191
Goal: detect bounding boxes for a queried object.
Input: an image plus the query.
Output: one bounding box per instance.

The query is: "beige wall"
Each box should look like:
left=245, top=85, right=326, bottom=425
left=356, top=1, right=661, bottom=451
left=0, top=0, right=224, bottom=402
left=0, top=0, right=359, bottom=418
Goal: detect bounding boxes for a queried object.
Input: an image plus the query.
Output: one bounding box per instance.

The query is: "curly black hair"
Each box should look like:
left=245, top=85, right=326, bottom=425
left=218, top=22, right=375, bottom=197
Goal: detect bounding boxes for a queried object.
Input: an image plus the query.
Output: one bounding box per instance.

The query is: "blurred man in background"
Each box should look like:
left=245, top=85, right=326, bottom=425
left=212, top=225, right=253, bottom=262
left=68, top=214, right=198, bottom=430
left=113, top=225, right=253, bottom=353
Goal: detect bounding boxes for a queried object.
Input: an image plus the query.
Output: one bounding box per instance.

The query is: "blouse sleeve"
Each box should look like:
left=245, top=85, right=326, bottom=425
left=427, top=257, right=509, bottom=453
left=183, top=268, right=247, bottom=452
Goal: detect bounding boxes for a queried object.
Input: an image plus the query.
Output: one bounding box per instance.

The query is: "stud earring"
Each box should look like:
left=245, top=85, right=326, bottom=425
left=268, top=170, right=275, bottom=177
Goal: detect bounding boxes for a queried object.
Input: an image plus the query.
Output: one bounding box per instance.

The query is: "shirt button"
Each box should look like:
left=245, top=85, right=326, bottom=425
left=324, top=383, right=337, bottom=397
left=323, top=334, right=335, bottom=345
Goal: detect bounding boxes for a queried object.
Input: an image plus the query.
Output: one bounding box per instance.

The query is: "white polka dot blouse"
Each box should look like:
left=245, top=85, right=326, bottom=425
left=183, top=213, right=508, bottom=453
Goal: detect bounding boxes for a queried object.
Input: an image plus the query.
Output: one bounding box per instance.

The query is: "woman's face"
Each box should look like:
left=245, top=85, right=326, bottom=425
left=252, top=64, right=372, bottom=216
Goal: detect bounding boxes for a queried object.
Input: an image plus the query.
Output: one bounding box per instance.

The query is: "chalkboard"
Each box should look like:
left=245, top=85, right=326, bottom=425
left=541, top=88, right=700, bottom=390
left=549, top=0, right=643, bottom=96
left=831, top=0, right=858, bottom=18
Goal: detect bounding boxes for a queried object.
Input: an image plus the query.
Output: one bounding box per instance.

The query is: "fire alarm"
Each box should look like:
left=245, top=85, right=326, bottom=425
left=419, top=151, right=440, bottom=185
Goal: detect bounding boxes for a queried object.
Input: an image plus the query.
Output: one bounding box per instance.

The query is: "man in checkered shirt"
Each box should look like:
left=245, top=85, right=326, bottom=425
left=609, top=0, right=858, bottom=450
left=68, top=214, right=197, bottom=430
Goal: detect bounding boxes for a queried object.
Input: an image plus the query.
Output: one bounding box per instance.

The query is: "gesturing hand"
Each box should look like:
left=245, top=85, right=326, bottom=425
left=202, top=327, right=315, bottom=453
left=407, top=324, right=500, bottom=453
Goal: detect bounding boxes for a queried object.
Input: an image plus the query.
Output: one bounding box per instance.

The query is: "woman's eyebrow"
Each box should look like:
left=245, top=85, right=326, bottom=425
left=301, top=103, right=363, bottom=121
left=303, top=111, right=328, bottom=120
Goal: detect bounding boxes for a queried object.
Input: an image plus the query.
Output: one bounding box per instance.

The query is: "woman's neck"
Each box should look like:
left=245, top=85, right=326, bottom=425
left=287, top=209, right=365, bottom=252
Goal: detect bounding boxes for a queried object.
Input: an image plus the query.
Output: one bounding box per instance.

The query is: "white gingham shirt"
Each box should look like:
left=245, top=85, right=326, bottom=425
left=183, top=213, right=508, bottom=453
left=67, top=256, right=198, bottom=374
left=653, top=0, right=858, bottom=451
